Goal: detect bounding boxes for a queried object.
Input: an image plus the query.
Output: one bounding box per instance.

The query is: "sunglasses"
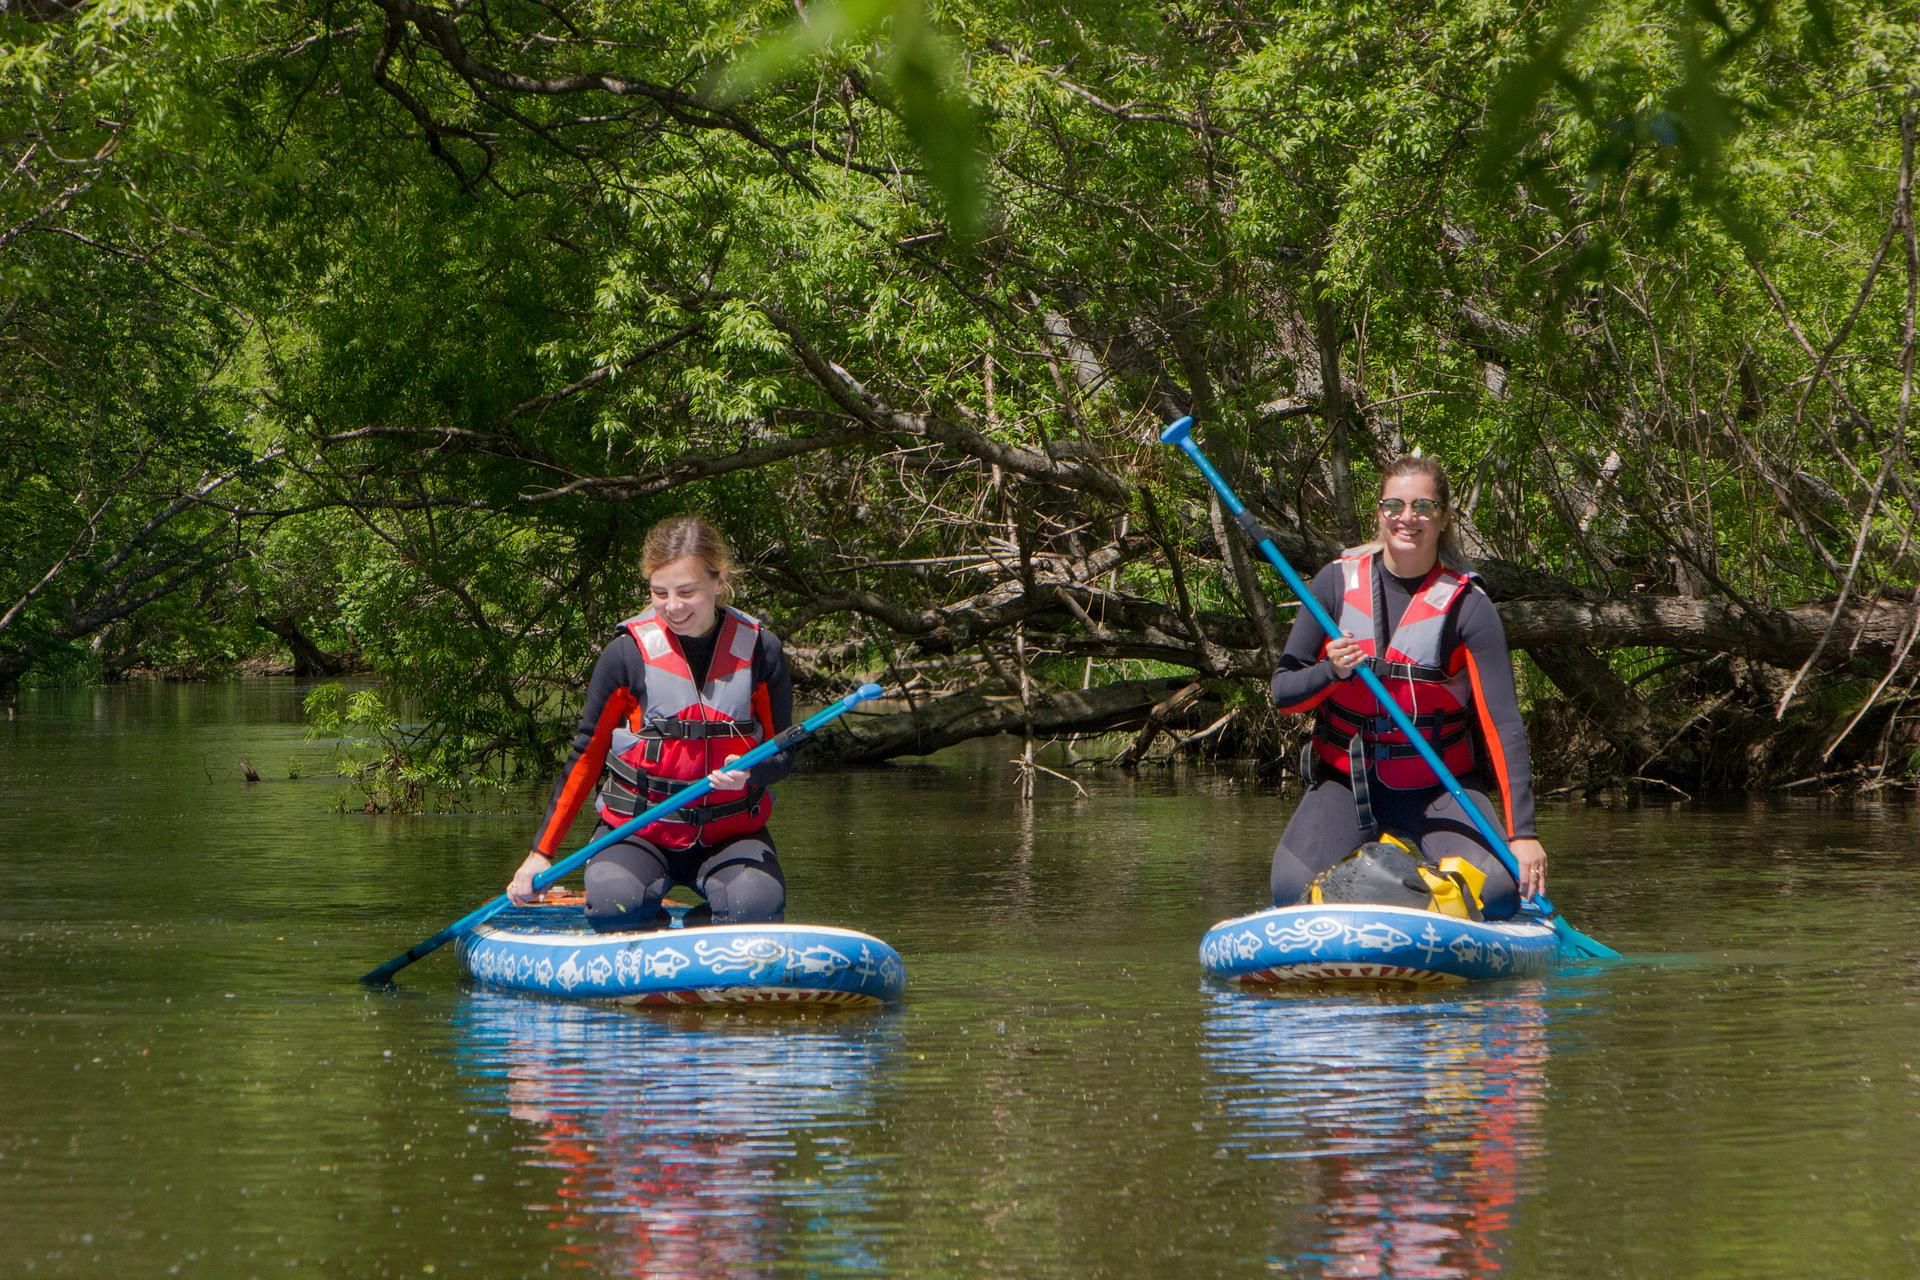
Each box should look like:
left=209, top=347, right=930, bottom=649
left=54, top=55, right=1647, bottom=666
left=1376, top=497, right=1443, bottom=519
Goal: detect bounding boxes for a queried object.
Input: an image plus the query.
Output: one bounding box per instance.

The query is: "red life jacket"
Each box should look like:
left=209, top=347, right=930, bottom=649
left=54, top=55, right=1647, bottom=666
left=595, top=605, right=772, bottom=849
left=1313, top=552, right=1478, bottom=789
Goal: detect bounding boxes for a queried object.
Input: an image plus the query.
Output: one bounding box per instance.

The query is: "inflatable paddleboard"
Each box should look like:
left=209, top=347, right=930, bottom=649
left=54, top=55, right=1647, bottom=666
left=1200, top=903, right=1561, bottom=988
left=457, top=900, right=907, bottom=1007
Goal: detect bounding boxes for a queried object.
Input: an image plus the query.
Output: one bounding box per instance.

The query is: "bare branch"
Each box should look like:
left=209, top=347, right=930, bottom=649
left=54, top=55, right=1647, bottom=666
left=767, top=308, right=1132, bottom=504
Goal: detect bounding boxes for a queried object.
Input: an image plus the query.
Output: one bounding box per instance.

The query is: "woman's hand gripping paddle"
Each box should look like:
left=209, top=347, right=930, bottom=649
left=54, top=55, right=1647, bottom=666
left=359, top=683, right=887, bottom=986
left=1159, top=417, right=1618, bottom=961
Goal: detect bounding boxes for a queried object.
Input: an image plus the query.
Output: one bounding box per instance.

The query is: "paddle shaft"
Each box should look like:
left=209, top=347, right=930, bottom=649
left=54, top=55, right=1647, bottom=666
left=359, top=682, right=885, bottom=985
left=1158, top=418, right=1555, bottom=911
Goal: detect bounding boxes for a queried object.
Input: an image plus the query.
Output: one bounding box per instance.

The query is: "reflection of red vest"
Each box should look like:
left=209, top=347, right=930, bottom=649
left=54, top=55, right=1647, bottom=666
left=595, top=606, right=771, bottom=849
left=1313, top=553, right=1477, bottom=789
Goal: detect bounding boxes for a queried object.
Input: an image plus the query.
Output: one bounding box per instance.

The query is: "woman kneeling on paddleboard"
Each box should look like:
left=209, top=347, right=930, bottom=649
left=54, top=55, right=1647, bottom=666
left=1268, top=455, right=1548, bottom=920
left=507, top=515, right=794, bottom=931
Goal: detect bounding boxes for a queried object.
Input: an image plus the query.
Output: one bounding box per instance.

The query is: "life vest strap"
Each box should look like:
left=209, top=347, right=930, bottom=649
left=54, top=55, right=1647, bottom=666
left=605, top=739, right=764, bottom=788
left=637, top=717, right=761, bottom=740
left=598, top=774, right=766, bottom=823
left=1319, top=701, right=1469, bottom=741
left=1349, top=734, right=1377, bottom=833
left=1364, top=728, right=1470, bottom=759
left=1367, top=657, right=1450, bottom=684
left=605, top=754, right=646, bottom=788
left=1321, top=719, right=1472, bottom=755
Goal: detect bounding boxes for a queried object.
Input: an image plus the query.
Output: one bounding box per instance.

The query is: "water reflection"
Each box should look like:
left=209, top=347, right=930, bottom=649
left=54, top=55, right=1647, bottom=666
left=1203, top=986, right=1550, bottom=1279
left=453, top=993, right=902, bottom=1278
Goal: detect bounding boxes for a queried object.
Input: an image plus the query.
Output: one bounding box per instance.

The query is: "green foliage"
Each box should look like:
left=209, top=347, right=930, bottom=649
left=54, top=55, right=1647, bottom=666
left=6, top=0, right=1915, bottom=789
left=0, top=0, right=284, bottom=689
left=302, top=682, right=510, bottom=814
left=719, top=0, right=985, bottom=239
left=1485, top=0, right=1851, bottom=250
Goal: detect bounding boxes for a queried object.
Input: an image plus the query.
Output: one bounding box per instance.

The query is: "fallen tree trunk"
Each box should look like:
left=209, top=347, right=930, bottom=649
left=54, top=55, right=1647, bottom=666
left=789, top=578, right=1919, bottom=771
left=1501, top=594, right=1920, bottom=670
left=814, top=677, right=1222, bottom=764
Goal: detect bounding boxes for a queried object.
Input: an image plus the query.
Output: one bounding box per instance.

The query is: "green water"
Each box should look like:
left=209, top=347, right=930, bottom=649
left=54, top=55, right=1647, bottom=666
left=2, top=680, right=1917, bottom=1278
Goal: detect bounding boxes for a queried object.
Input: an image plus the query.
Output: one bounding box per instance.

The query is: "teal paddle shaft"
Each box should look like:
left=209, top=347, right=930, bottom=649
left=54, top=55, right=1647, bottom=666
left=1159, top=417, right=1617, bottom=959
left=359, top=682, right=887, bottom=985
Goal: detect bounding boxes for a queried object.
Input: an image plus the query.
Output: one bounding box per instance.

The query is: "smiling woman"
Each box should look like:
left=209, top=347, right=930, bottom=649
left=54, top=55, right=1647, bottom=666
left=505, top=515, right=796, bottom=933
left=1267, top=455, right=1551, bottom=921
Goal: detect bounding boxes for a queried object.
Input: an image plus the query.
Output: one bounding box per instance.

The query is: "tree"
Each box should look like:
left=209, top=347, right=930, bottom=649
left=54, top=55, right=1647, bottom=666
left=4, top=0, right=1915, bottom=794
left=0, top=2, right=282, bottom=698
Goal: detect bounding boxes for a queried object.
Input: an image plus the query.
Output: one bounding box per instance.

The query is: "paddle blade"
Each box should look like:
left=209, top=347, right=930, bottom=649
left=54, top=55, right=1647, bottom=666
left=360, top=956, right=410, bottom=988
left=1551, top=914, right=1620, bottom=960
left=361, top=939, right=439, bottom=987
left=359, top=906, right=497, bottom=986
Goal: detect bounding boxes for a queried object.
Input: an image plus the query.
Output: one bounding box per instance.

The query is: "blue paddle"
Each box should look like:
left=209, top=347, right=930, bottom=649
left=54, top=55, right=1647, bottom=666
left=1159, top=417, right=1618, bottom=961
left=360, top=682, right=887, bottom=985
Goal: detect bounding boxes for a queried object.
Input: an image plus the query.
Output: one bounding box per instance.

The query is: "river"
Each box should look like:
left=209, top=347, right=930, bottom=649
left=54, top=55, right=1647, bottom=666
left=2, top=679, right=1917, bottom=1278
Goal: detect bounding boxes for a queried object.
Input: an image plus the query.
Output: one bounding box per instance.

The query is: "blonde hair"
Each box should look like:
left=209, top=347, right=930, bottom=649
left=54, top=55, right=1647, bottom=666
left=1345, top=455, right=1471, bottom=572
left=642, top=515, right=735, bottom=591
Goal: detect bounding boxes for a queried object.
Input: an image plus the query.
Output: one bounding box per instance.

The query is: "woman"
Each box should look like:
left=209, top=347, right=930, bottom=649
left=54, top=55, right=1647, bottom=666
left=506, top=515, right=794, bottom=930
left=1268, top=456, right=1548, bottom=920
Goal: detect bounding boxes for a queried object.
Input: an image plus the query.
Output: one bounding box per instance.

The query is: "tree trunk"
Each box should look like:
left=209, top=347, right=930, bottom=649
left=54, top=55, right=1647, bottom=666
left=816, top=678, right=1221, bottom=765
left=256, top=616, right=347, bottom=677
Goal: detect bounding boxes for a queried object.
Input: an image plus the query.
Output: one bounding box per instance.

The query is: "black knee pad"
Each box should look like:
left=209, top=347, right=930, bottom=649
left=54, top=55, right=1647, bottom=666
left=583, top=851, right=669, bottom=933
left=701, top=844, right=785, bottom=924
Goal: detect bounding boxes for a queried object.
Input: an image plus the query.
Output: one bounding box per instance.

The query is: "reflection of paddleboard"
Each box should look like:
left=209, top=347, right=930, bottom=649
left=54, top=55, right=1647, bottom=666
left=452, top=990, right=901, bottom=1277
left=1200, top=984, right=1550, bottom=1275
left=458, top=901, right=907, bottom=1007
left=1200, top=903, right=1560, bottom=988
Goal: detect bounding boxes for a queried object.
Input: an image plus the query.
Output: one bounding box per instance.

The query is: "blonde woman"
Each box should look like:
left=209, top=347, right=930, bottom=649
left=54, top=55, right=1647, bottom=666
left=507, top=515, right=793, bottom=930
left=1267, top=456, right=1548, bottom=918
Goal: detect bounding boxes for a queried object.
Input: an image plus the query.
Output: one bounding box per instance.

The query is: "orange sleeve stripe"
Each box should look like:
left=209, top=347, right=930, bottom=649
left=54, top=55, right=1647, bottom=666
left=1274, top=684, right=1336, bottom=717
left=533, top=688, right=637, bottom=856
left=1462, top=649, right=1516, bottom=838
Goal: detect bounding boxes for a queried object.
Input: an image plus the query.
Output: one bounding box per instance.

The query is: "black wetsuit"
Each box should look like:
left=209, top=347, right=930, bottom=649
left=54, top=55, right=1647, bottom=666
left=1268, top=561, right=1537, bottom=919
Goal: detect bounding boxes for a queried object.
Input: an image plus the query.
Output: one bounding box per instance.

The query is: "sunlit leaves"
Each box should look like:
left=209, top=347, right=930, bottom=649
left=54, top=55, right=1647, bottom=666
left=7, top=0, right=1915, bottom=787
left=1479, top=0, right=1846, bottom=263
left=711, top=297, right=787, bottom=357
left=719, top=0, right=986, bottom=240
